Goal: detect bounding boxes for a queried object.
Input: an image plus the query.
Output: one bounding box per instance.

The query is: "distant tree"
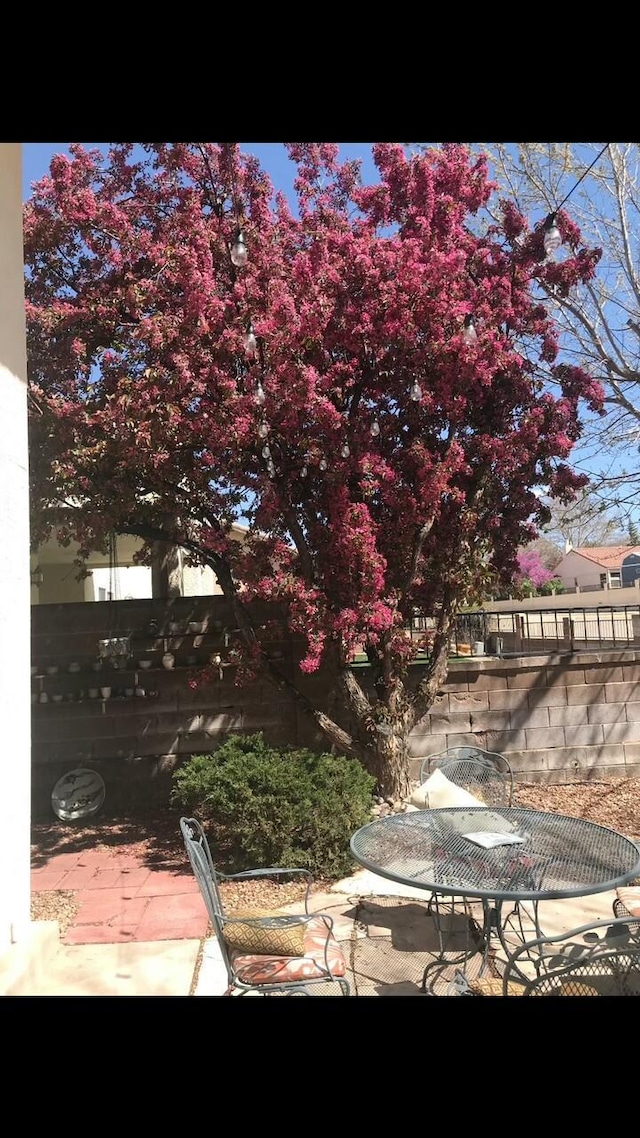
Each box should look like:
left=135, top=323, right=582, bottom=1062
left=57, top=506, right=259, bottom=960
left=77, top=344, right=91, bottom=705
left=537, top=577, right=564, bottom=596
left=629, top=520, right=640, bottom=546
left=516, top=549, right=556, bottom=589
left=478, top=143, right=640, bottom=525
left=522, top=535, right=563, bottom=571
left=24, top=142, right=603, bottom=799
left=540, top=488, right=625, bottom=549
left=510, top=551, right=564, bottom=598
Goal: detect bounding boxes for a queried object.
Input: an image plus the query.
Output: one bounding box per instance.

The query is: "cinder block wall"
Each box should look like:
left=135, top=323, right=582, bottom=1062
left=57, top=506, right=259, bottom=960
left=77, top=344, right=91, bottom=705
left=31, top=600, right=640, bottom=816
left=30, top=597, right=295, bottom=815
left=411, top=653, right=640, bottom=785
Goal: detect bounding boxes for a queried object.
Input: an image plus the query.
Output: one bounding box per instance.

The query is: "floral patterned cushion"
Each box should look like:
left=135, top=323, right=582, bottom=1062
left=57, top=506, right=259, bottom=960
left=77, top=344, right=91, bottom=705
left=467, top=976, right=526, bottom=996
left=222, top=909, right=307, bottom=957
left=470, top=975, right=599, bottom=996
left=230, top=914, right=347, bottom=986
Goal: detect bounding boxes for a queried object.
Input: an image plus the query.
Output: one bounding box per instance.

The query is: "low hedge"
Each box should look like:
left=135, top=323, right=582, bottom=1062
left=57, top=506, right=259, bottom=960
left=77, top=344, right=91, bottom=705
left=172, top=732, right=376, bottom=878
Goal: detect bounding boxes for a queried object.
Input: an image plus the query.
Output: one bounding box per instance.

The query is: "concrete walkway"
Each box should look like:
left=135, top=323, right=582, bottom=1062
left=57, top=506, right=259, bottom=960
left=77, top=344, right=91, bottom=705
left=19, top=845, right=621, bottom=997
left=193, top=868, right=619, bottom=996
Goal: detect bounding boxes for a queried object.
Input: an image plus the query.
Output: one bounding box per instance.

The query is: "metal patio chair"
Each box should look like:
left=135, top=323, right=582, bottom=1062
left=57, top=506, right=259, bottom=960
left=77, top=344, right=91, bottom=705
left=419, top=746, right=514, bottom=807
left=417, top=747, right=517, bottom=972
left=180, top=816, right=350, bottom=996
left=459, top=915, right=640, bottom=996
left=613, top=881, right=640, bottom=919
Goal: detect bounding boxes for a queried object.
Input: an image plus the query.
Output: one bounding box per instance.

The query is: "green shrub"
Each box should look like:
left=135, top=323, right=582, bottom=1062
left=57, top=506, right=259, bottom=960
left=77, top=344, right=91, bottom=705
left=171, top=732, right=376, bottom=878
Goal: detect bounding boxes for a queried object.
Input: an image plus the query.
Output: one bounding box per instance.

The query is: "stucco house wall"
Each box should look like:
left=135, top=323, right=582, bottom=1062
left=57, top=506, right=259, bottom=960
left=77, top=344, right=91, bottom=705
left=554, top=549, right=606, bottom=590
left=30, top=526, right=249, bottom=605
left=0, top=143, right=40, bottom=988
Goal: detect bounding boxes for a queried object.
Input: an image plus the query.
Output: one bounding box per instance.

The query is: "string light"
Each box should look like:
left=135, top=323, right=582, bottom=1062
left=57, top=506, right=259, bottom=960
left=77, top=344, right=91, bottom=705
left=341, top=443, right=350, bottom=458
left=543, top=214, right=562, bottom=259
left=255, top=381, right=266, bottom=405
left=370, top=419, right=380, bottom=437
left=257, top=421, right=269, bottom=439
left=540, top=143, right=610, bottom=260
left=231, top=229, right=248, bottom=267
left=319, top=457, right=328, bottom=472
left=261, top=444, right=271, bottom=458
left=244, top=322, right=257, bottom=357
left=410, top=381, right=422, bottom=402
left=462, top=314, right=477, bottom=343
left=300, top=462, right=308, bottom=477
left=266, top=458, right=276, bottom=477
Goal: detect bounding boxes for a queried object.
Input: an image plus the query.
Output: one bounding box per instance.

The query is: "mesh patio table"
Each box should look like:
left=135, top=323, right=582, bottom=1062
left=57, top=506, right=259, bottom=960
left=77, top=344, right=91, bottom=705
left=350, top=806, right=640, bottom=986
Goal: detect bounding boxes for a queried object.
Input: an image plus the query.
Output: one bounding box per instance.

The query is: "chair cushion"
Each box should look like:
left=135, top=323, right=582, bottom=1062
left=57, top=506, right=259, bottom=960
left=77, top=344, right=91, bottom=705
left=230, top=915, right=347, bottom=985
left=469, top=976, right=600, bottom=996
left=544, top=979, right=600, bottom=996
left=407, top=767, right=486, bottom=810
left=222, top=909, right=307, bottom=957
left=615, top=887, right=640, bottom=917
left=467, top=976, right=526, bottom=996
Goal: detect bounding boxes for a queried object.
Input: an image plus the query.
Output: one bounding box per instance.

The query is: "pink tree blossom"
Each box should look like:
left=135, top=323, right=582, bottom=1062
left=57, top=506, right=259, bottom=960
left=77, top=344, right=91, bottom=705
left=25, top=143, right=603, bottom=798
left=516, top=550, right=556, bottom=590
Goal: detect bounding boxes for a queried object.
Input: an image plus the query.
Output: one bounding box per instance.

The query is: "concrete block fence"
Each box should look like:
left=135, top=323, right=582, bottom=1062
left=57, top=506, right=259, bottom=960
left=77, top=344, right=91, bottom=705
left=30, top=599, right=640, bottom=816
left=407, top=653, right=640, bottom=785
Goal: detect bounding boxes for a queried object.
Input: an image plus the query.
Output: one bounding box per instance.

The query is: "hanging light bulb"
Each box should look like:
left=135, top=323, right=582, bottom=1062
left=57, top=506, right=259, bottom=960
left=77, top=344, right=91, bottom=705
left=370, top=419, right=380, bottom=437
left=319, top=457, right=328, bottom=472
left=244, top=322, right=257, bottom=358
left=231, top=229, right=248, bottom=267
left=266, top=459, right=276, bottom=477
left=341, top=443, right=350, bottom=458
left=300, top=463, right=308, bottom=478
left=261, top=444, right=271, bottom=459
left=257, top=421, right=269, bottom=439
left=410, top=381, right=422, bottom=402
left=255, top=381, right=266, bottom=405
left=543, top=213, right=562, bottom=259
left=462, top=315, right=477, bottom=343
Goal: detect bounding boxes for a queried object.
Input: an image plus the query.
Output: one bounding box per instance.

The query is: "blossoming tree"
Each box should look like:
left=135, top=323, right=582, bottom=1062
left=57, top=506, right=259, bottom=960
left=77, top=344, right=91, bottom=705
left=24, top=143, right=604, bottom=798
left=515, top=549, right=558, bottom=593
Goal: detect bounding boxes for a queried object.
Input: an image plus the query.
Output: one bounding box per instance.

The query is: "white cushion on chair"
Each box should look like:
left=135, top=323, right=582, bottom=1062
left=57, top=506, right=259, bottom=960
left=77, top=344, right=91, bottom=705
left=406, top=767, right=486, bottom=810
left=616, top=887, right=640, bottom=916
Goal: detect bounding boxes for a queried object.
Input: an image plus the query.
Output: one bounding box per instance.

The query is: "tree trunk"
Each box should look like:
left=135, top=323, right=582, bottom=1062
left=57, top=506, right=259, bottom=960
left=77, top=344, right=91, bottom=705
left=151, top=537, right=183, bottom=597
left=366, top=722, right=412, bottom=802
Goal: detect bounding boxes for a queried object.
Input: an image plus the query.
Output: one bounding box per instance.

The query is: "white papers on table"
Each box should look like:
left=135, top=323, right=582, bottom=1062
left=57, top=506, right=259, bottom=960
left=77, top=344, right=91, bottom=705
left=462, top=832, right=527, bottom=849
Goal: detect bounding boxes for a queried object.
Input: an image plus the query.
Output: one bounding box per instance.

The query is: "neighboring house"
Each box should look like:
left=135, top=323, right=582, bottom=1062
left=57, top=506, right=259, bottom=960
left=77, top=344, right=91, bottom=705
left=30, top=523, right=249, bottom=605
left=553, top=545, right=640, bottom=591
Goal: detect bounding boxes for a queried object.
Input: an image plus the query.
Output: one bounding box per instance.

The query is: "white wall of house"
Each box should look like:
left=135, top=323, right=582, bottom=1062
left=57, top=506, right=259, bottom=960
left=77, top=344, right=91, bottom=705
left=31, top=531, right=239, bottom=604
left=0, top=144, right=31, bottom=954
left=86, top=565, right=152, bottom=601
left=554, top=550, right=612, bottom=590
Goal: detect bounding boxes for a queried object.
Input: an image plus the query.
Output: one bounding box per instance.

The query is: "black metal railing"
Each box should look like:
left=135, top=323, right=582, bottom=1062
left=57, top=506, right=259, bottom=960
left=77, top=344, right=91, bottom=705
left=407, top=604, right=640, bottom=658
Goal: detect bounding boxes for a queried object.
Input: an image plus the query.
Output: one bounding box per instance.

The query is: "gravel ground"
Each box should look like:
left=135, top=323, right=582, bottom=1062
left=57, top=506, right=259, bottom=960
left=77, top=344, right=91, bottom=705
left=31, top=777, right=640, bottom=928
left=514, top=776, right=640, bottom=841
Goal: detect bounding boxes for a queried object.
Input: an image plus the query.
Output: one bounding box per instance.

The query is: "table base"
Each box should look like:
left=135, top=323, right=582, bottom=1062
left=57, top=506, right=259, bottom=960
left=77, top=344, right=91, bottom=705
left=420, top=895, right=545, bottom=992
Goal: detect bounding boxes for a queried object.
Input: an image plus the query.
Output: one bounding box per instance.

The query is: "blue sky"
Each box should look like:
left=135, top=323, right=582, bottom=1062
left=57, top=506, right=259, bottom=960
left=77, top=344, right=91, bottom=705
left=22, top=142, right=383, bottom=202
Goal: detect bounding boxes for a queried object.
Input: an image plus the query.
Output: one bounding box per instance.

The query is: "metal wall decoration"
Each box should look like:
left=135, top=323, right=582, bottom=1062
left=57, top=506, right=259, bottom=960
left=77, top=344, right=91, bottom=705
left=51, top=769, right=106, bottom=822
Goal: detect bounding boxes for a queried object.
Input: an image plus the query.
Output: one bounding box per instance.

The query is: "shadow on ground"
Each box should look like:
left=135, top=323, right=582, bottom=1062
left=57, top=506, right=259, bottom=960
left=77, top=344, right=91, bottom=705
left=31, top=804, right=188, bottom=872
left=345, top=896, right=486, bottom=996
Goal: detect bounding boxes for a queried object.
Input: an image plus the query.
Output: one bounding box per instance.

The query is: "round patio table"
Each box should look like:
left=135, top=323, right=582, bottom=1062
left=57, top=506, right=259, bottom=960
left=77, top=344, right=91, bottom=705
left=350, top=806, right=640, bottom=983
